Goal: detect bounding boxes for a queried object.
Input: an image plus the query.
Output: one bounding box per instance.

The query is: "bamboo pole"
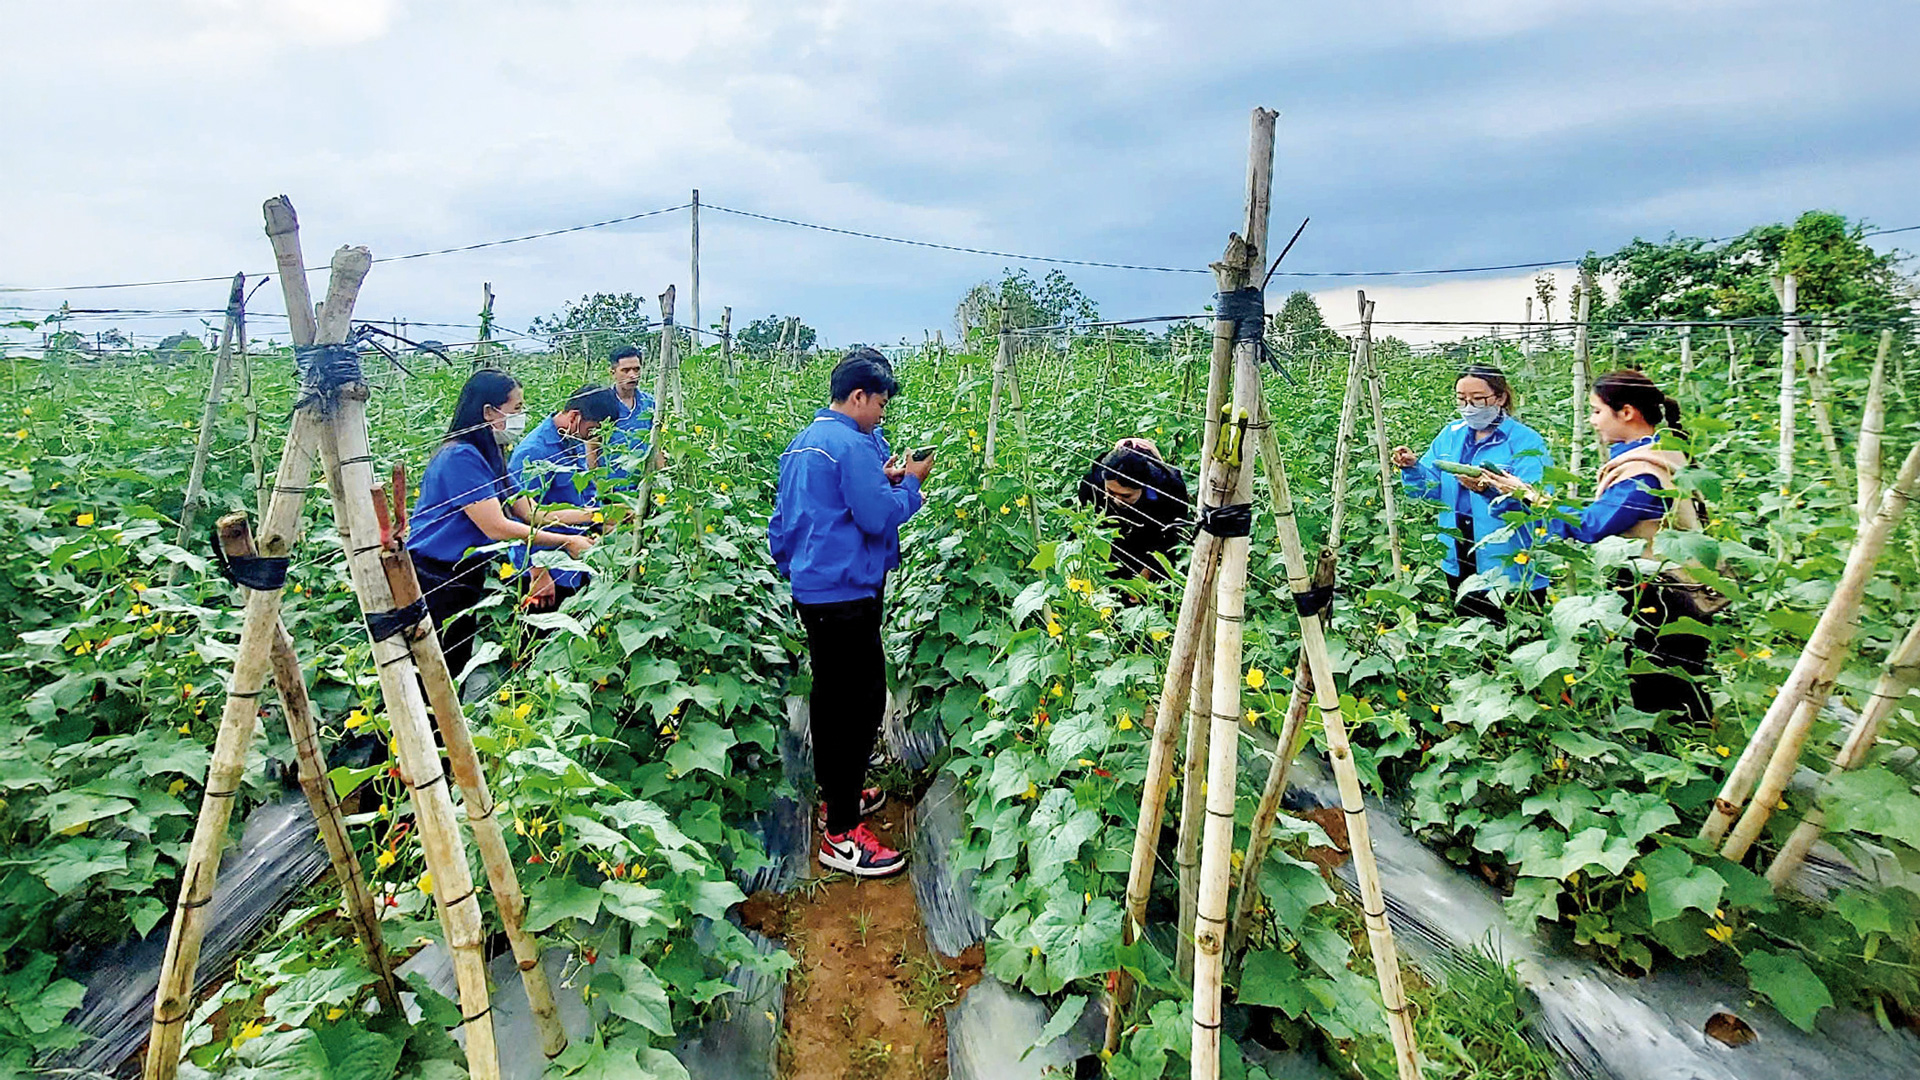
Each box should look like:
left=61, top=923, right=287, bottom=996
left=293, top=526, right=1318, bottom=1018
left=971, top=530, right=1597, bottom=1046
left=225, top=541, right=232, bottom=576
left=371, top=496, right=567, bottom=1058
left=173, top=274, right=245, bottom=579
left=1775, top=275, right=1798, bottom=486
left=1807, top=322, right=1845, bottom=485
left=144, top=203, right=348, bottom=1080
left=1253, top=397, right=1421, bottom=1079
left=1679, top=325, right=1692, bottom=388
left=1106, top=109, right=1266, bottom=1058
left=1766, top=615, right=1920, bottom=884
left=1717, top=442, right=1920, bottom=859
left=238, top=298, right=265, bottom=522
left=1175, top=593, right=1217, bottom=981
left=1227, top=656, right=1315, bottom=958
left=1357, top=293, right=1402, bottom=573
left=1726, top=325, right=1740, bottom=391
left=720, top=305, right=734, bottom=381
left=476, top=282, right=496, bottom=369
left=1857, top=330, right=1892, bottom=523
left=1569, top=271, right=1593, bottom=496
left=1326, top=338, right=1366, bottom=550
left=635, top=287, right=677, bottom=522
left=984, top=302, right=1010, bottom=472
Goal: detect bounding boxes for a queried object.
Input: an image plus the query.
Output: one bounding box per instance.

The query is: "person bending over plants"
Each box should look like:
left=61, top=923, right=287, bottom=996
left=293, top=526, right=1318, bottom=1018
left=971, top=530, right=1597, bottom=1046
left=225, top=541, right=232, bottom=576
left=507, top=383, right=625, bottom=611
left=407, top=370, right=597, bottom=680
left=768, top=348, right=933, bottom=878
left=1392, top=364, right=1551, bottom=623
left=1075, top=436, right=1191, bottom=581
left=1488, top=369, right=1718, bottom=725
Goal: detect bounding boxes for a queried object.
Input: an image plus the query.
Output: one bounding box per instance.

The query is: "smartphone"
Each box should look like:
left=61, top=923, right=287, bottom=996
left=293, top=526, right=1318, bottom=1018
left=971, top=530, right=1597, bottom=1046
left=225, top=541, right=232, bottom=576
left=910, top=446, right=935, bottom=462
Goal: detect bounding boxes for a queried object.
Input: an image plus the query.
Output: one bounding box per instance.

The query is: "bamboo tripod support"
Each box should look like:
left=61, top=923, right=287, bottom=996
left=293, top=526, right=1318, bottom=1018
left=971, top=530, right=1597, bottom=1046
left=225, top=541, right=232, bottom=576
left=1775, top=274, right=1799, bottom=486
left=1174, top=593, right=1217, bottom=981
left=984, top=304, right=1011, bottom=471
left=1356, top=293, right=1401, bottom=574
left=1568, top=273, right=1593, bottom=496
left=1227, top=660, right=1316, bottom=957
left=635, top=286, right=677, bottom=522
left=1712, top=443, right=1920, bottom=859
left=1326, top=339, right=1365, bottom=550
left=1252, top=398, right=1421, bottom=1079
left=1807, top=325, right=1846, bottom=486
left=172, top=273, right=246, bottom=583
left=1858, top=330, right=1892, bottom=523
left=1765, top=613, right=1920, bottom=884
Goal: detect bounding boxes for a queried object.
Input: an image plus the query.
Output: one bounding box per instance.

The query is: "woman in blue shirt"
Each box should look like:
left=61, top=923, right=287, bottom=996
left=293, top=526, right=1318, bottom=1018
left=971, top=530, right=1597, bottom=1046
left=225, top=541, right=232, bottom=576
left=1489, top=369, right=1713, bottom=724
left=407, top=370, right=598, bottom=678
left=1391, top=365, right=1551, bottom=622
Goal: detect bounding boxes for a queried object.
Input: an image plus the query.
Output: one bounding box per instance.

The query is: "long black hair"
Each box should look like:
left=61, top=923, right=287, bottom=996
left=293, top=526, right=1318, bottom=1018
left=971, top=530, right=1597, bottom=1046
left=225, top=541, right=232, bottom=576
left=436, top=369, right=520, bottom=479
left=1593, top=369, right=1688, bottom=441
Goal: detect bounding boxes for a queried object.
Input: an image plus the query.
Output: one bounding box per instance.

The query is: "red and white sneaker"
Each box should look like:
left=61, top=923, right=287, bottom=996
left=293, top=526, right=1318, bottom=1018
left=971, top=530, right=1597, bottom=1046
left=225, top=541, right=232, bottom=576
left=816, top=788, right=887, bottom=831
left=818, top=823, right=907, bottom=878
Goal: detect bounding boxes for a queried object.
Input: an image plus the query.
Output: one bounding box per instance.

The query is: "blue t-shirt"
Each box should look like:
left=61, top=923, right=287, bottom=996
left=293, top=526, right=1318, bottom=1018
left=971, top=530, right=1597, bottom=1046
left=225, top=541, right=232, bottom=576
left=605, top=390, right=657, bottom=480
left=505, top=416, right=592, bottom=587
left=407, top=442, right=508, bottom=564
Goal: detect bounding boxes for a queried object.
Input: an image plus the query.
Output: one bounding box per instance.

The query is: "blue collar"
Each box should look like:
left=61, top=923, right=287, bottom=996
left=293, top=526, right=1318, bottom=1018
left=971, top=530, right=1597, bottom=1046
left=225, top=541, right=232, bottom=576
left=1608, top=435, right=1657, bottom=459
left=813, top=409, right=881, bottom=438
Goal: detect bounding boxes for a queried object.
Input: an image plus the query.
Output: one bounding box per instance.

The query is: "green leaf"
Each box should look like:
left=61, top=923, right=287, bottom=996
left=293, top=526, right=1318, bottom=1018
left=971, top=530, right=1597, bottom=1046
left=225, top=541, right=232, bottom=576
left=1821, top=769, right=1920, bottom=847
left=1256, top=853, right=1336, bottom=929
left=1551, top=827, right=1639, bottom=879
left=600, top=881, right=668, bottom=928
left=1742, top=950, right=1832, bottom=1031
left=1510, top=639, right=1584, bottom=689
left=263, top=960, right=373, bottom=1027
left=664, top=720, right=737, bottom=778
left=128, top=895, right=167, bottom=938
left=229, top=1026, right=331, bottom=1079
left=37, top=838, right=129, bottom=895
left=1236, top=950, right=1312, bottom=1015
left=12, top=975, right=85, bottom=1034
left=602, top=956, right=673, bottom=1037
left=686, top=878, right=746, bottom=921
left=38, top=791, right=135, bottom=834
left=1637, top=847, right=1725, bottom=924
left=1505, top=877, right=1563, bottom=925
left=1835, top=890, right=1895, bottom=937
left=524, top=876, right=604, bottom=932
left=615, top=620, right=650, bottom=657
left=1024, top=994, right=1088, bottom=1059
left=327, top=762, right=386, bottom=801
left=1605, top=791, right=1680, bottom=844
left=1522, top=785, right=1602, bottom=829
left=314, top=1020, right=403, bottom=1080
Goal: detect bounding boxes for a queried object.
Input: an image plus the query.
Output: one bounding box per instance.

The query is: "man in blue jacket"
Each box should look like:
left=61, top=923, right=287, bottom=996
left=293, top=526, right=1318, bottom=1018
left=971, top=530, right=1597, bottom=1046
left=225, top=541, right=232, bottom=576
left=769, top=349, right=932, bottom=877
left=507, top=384, right=623, bottom=610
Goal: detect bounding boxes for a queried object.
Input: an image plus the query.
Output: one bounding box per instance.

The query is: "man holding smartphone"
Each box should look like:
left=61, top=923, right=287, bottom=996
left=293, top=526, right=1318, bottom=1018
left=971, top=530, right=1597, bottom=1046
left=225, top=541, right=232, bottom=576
left=769, top=348, right=933, bottom=877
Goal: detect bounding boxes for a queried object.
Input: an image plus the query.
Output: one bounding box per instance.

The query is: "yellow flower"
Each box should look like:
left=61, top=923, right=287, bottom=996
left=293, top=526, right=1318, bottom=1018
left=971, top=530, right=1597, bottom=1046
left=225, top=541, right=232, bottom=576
left=1046, top=618, right=1063, bottom=638
left=1231, top=850, right=1244, bottom=871
left=705, top=524, right=715, bottom=533
left=1050, top=683, right=1064, bottom=698
left=654, top=492, right=668, bottom=507
left=1067, top=577, right=1092, bottom=596
left=1117, top=716, right=1134, bottom=732
left=346, top=708, right=370, bottom=730
left=1023, top=783, right=1038, bottom=800
left=1706, top=923, right=1735, bottom=944
left=1535, top=527, right=1547, bottom=537
left=1000, top=504, right=1011, bottom=515
left=499, top=688, right=513, bottom=702
left=1512, top=551, right=1530, bottom=565
left=1245, top=709, right=1261, bottom=724
left=968, top=429, right=979, bottom=439
left=1554, top=755, right=1568, bottom=771
left=513, top=702, right=532, bottom=721
left=1431, top=704, right=1442, bottom=714
left=131, top=581, right=148, bottom=593
left=233, top=1020, right=264, bottom=1046
left=1714, top=745, right=1730, bottom=758
left=1149, top=629, right=1169, bottom=643
left=1098, top=606, right=1112, bottom=620
left=75, top=512, right=95, bottom=527
left=417, top=872, right=433, bottom=897
left=1396, top=689, right=1408, bottom=702
left=178, top=722, right=192, bottom=735
left=498, top=562, right=514, bottom=579
left=1015, top=495, right=1029, bottom=508
left=327, top=1007, right=345, bottom=1021
left=1563, top=673, right=1577, bottom=686
left=694, top=425, right=705, bottom=435
left=165, top=778, right=189, bottom=796
left=591, top=511, right=605, bottom=524
left=1754, top=647, right=1772, bottom=659
left=719, top=481, right=730, bottom=493
left=376, top=849, right=396, bottom=869
left=1245, top=668, right=1266, bottom=690
left=1566, top=870, right=1581, bottom=885
left=1629, top=870, right=1647, bottom=892
left=12, top=429, right=25, bottom=440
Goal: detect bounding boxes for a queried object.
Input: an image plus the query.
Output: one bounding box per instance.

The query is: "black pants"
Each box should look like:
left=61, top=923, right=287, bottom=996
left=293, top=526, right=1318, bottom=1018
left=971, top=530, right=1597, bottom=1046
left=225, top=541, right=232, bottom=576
left=1616, top=572, right=1714, bottom=726
left=412, top=553, right=493, bottom=682
left=796, top=595, right=886, bottom=835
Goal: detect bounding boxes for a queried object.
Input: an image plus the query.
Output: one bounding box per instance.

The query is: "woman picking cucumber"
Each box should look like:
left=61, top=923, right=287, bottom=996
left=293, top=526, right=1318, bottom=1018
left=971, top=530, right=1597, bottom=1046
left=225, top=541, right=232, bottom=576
left=1391, top=365, right=1551, bottom=622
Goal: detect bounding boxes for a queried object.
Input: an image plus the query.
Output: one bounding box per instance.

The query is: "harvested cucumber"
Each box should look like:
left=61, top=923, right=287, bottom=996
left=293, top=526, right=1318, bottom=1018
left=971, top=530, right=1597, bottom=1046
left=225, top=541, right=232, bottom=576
left=1435, top=460, right=1494, bottom=477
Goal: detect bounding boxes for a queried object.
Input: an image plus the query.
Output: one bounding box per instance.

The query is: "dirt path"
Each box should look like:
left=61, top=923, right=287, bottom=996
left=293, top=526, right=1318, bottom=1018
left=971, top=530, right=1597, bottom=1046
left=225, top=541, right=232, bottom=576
left=740, top=800, right=983, bottom=1080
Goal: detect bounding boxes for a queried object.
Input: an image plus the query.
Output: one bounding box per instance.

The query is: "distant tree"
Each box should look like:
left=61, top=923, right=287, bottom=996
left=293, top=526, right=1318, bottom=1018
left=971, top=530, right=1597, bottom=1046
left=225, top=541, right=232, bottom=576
left=1269, top=290, right=1346, bottom=373
left=529, top=292, right=652, bottom=366
left=156, top=332, right=205, bottom=361
left=737, top=316, right=817, bottom=358
left=953, top=268, right=1099, bottom=347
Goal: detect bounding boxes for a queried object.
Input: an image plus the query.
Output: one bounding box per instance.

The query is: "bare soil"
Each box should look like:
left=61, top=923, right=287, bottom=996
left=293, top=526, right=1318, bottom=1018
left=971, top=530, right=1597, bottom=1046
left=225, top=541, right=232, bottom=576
left=742, top=801, right=983, bottom=1080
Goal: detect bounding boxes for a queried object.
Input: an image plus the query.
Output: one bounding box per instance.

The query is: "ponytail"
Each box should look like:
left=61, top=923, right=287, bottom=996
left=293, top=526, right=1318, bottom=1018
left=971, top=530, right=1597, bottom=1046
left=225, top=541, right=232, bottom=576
left=1594, top=369, right=1687, bottom=442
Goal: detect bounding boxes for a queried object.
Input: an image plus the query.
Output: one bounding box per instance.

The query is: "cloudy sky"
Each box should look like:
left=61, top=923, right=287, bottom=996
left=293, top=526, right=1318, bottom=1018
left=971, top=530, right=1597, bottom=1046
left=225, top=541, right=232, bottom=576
left=4, top=0, right=1915, bottom=350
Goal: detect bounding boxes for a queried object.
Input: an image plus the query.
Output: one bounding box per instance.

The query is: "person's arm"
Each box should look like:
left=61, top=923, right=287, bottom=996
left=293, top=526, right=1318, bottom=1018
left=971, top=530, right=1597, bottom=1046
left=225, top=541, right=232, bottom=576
left=1550, top=475, right=1666, bottom=544
left=1400, top=439, right=1443, bottom=501
left=462, top=496, right=595, bottom=555
left=1489, top=444, right=1551, bottom=513
left=841, top=445, right=923, bottom=536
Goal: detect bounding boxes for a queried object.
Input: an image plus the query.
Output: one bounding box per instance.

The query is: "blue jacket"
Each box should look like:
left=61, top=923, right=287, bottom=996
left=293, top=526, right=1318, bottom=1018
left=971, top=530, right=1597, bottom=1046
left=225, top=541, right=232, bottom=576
left=1547, top=436, right=1669, bottom=543
left=768, top=409, right=923, bottom=604
left=506, top=416, right=592, bottom=588
left=1401, top=415, right=1551, bottom=590
left=605, top=390, right=656, bottom=480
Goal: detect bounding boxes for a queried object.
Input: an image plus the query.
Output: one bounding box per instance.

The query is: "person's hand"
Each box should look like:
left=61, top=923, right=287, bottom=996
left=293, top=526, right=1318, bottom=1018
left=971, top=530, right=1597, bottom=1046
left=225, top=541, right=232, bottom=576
left=883, top=455, right=907, bottom=485
left=1390, top=445, right=1418, bottom=469
left=1487, top=471, right=1530, bottom=498
left=1458, top=472, right=1492, bottom=494
left=904, top=449, right=935, bottom=482
left=562, top=533, right=596, bottom=559
left=522, top=567, right=558, bottom=612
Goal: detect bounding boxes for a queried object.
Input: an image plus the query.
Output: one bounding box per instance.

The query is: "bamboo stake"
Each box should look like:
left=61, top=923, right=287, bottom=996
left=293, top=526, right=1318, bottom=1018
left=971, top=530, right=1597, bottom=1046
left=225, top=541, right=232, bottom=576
left=635, top=287, right=677, bottom=522
left=1703, top=441, right=1920, bottom=847
left=1857, top=330, right=1892, bottom=523
left=1719, top=443, right=1920, bottom=859
left=1175, top=593, right=1218, bottom=981
left=1807, top=323, right=1845, bottom=485
left=1766, top=615, right=1920, bottom=884
left=371, top=496, right=567, bottom=1058
left=239, top=300, right=265, bottom=522
left=1569, top=271, right=1593, bottom=496
left=1679, top=326, right=1692, bottom=389
left=144, top=202, right=347, bottom=1080
left=1326, top=338, right=1366, bottom=550
left=476, top=282, right=496, bottom=369
left=1106, top=109, right=1265, bottom=1058
left=1357, top=293, right=1402, bottom=573
left=1726, top=325, right=1740, bottom=391
left=984, top=302, right=1010, bottom=472
left=1253, top=398, right=1421, bottom=1079
left=1775, top=275, right=1798, bottom=486
left=1227, top=655, right=1315, bottom=957
left=720, top=305, right=734, bottom=381
left=173, top=274, right=245, bottom=580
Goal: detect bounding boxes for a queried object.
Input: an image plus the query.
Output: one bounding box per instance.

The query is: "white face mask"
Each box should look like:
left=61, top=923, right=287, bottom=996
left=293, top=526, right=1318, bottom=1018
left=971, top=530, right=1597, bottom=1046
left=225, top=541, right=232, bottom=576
left=1458, top=404, right=1502, bottom=431
left=494, top=410, right=527, bottom=445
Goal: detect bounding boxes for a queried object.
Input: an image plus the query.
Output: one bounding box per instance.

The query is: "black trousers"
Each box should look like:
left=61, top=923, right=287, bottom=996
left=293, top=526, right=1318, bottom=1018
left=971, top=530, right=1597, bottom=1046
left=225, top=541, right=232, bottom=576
left=412, top=553, right=493, bottom=682
left=1616, top=572, right=1714, bottom=726
left=796, top=595, right=886, bottom=835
